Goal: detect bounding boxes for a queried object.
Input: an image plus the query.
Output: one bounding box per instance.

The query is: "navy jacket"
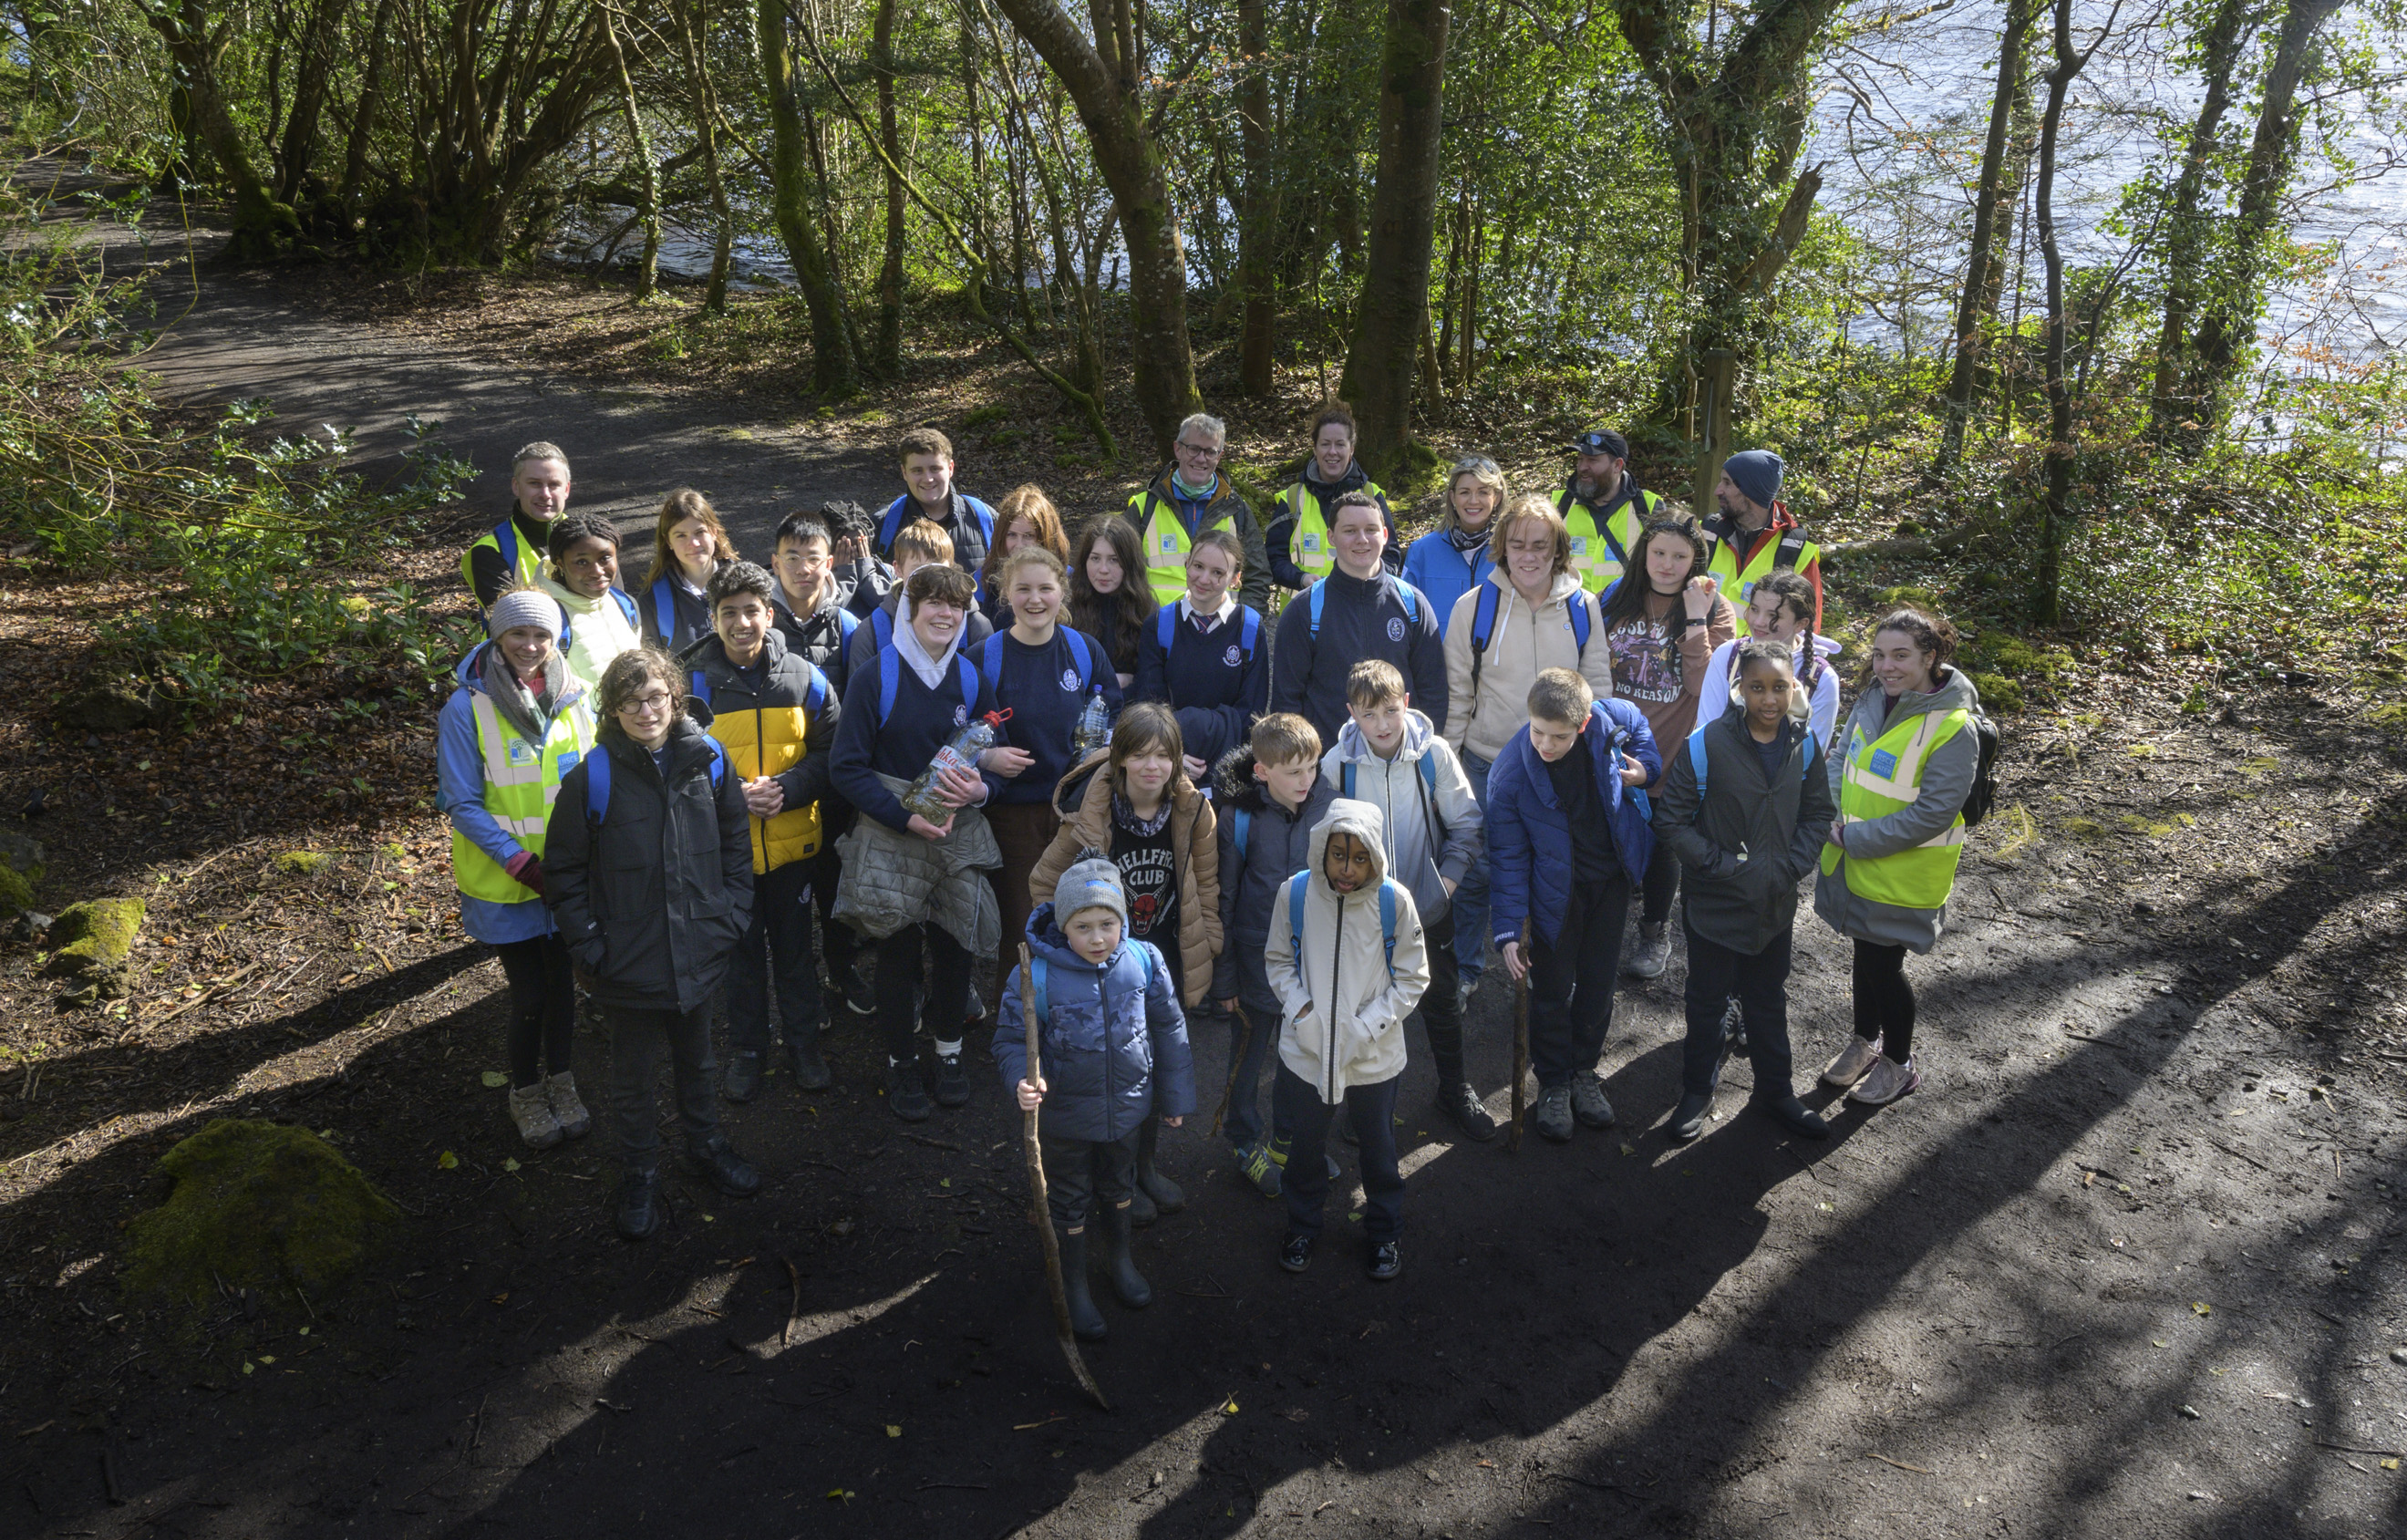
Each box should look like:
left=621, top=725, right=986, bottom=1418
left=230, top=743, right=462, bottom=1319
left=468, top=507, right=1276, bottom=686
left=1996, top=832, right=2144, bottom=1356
left=976, top=627, right=1123, bottom=807
left=1485, top=700, right=1662, bottom=950
left=1268, top=567, right=1448, bottom=751
left=1131, top=602, right=1268, bottom=770
left=638, top=564, right=725, bottom=662
left=830, top=646, right=1006, bottom=833
left=1210, top=743, right=1341, bottom=1012
left=993, top=905, right=1195, bottom=1142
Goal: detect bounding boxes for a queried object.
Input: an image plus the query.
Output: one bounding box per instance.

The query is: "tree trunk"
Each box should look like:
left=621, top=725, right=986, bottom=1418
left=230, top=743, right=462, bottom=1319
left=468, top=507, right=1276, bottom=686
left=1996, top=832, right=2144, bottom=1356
left=2144, top=0, right=2253, bottom=443
left=145, top=2, right=303, bottom=258
left=274, top=0, right=344, bottom=205
left=991, top=0, right=1203, bottom=459
left=336, top=0, right=393, bottom=212
left=1234, top=0, right=1276, bottom=395
left=873, top=0, right=906, bottom=373
left=677, top=0, right=735, bottom=313
left=1338, top=0, right=1451, bottom=478
left=1937, top=0, right=2037, bottom=471
left=602, top=11, right=661, bottom=302
left=758, top=0, right=862, bottom=396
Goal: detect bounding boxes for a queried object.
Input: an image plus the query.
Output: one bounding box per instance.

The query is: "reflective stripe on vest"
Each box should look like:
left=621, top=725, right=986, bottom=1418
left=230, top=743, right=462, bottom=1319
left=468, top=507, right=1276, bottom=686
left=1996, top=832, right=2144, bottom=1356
left=1133, top=489, right=1200, bottom=605
left=1285, top=481, right=1388, bottom=583
left=1554, top=489, right=1654, bottom=594
left=460, top=521, right=546, bottom=607
left=1711, top=527, right=1822, bottom=633
left=1819, top=707, right=1970, bottom=909
left=452, top=692, right=595, bottom=903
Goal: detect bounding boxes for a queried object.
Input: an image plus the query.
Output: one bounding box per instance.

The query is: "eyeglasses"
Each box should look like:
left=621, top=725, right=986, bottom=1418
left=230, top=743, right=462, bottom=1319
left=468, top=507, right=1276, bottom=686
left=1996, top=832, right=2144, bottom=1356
left=617, top=691, right=675, bottom=716
left=1174, top=440, right=1223, bottom=458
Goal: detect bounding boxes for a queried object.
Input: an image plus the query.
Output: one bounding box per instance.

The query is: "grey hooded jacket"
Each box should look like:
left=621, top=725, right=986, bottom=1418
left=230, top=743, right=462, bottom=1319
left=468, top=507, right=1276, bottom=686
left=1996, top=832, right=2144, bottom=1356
left=1813, top=667, right=1982, bottom=954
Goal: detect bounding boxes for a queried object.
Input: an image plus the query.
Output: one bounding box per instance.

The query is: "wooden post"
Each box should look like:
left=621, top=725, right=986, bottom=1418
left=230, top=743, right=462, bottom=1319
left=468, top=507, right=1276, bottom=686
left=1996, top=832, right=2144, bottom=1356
left=1019, top=942, right=1109, bottom=1411
left=1211, top=1001, right=1257, bottom=1140
left=1691, top=346, right=1738, bottom=512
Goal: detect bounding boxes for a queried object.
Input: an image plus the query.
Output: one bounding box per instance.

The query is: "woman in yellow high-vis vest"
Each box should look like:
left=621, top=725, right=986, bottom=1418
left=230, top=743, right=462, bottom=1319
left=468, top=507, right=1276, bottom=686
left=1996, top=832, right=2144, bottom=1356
left=1813, top=609, right=1983, bottom=1108
left=437, top=587, right=600, bottom=1150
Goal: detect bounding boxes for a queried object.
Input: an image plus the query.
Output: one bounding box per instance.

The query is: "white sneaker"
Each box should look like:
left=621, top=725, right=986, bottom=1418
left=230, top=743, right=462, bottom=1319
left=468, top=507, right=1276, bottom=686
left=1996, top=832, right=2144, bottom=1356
left=544, top=1071, right=591, bottom=1139
left=1847, top=1055, right=1921, bottom=1107
left=507, top=1083, right=563, bottom=1149
left=1821, top=1035, right=1883, bottom=1089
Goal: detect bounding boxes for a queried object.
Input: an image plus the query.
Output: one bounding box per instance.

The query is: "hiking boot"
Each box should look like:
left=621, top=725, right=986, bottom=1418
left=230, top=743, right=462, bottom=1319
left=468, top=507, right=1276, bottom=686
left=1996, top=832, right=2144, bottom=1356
left=887, top=1059, right=932, bottom=1121
left=1238, top=1142, right=1286, bottom=1197
left=1624, top=922, right=1671, bottom=980
left=838, top=964, right=876, bottom=1018
left=1532, top=1084, right=1575, bottom=1143
left=613, top=1168, right=662, bottom=1241
left=507, top=1083, right=563, bottom=1150
left=1667, top=1090, right=1713, bottom=1143
left=1848, top=1055, right=1921, bottom=1107
left=1755, top=1092, right=1830, bottom=1139
left=1135, top=1118, right=1185, bottom=1214
left=1057, top=1226, right=1106, bottom=1341
left=1438, top=1080, right=1498, bottom=1142
left=1456, top=975, right=1480, bottom=1015
left=688, top=1135, right=760, bottom=1197
left=931, top=1051, right=971, bottom=1109
left=722, top=1051, right=765, bottom=1104
left=1367, top=1238, right=1401, bottom=1282
left=1821, top=1034, right=1883, bottom=1089
left=1098, top=1204, right=1152, bottom=1308
left=783, top=1035, right=831, bottom=1091
left=1278, top=1231, right=1314, bottom=1274
left=543, top=1072, right=591, bottom=1140
left=1571, top=1075, right=1617, bottom=1129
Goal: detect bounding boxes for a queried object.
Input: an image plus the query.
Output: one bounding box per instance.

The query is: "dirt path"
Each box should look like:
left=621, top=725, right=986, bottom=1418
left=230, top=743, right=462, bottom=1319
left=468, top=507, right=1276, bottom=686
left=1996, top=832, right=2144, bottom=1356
left=4, top=195, right=2404, bottom=1540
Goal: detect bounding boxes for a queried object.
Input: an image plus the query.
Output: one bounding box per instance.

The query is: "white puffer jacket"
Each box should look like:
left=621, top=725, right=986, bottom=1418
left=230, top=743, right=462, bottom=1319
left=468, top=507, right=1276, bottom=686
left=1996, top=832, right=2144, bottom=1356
left=1264, top=800, right=1431, bottom=1104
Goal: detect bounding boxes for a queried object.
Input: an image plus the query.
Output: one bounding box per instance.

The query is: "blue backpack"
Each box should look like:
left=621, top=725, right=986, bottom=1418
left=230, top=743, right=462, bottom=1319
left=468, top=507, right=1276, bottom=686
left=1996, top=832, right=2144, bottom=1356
left=1157, top=604, right=1262, bottom=663
left=1286, top=870, right=1401, bottom=982
left=873, top=648, right=982, bottom=726
left=1338, top=754, right=1438, bottom=804
left=647, top=575, right=687, bottom=646
left=1307, top=574, right=1420, bottom=637
left=687, top=658, right=831, bottom=714
left=1028, top=945, right=1156, bottom=1028
left=1466, top=582, right=1595, bottom=699
left=1683, top=723, right=1819, bottom=795
left=877, top=496, right=998, bottom=599
left=584, top=738, right=727, bottom=826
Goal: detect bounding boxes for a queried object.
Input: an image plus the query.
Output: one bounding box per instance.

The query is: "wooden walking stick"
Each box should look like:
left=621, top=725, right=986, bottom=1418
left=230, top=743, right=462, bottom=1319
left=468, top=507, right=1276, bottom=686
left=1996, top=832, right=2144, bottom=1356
left=1509, top=920, right=1531, bottom=1152
left=1018, top=941, right=1109, bottom=1411
left=1210, top=1000, right=1257, bottom=1140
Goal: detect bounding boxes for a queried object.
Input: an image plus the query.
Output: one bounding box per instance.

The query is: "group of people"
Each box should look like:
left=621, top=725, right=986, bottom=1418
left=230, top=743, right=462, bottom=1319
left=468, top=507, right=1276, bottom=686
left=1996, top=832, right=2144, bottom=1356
left=437, top=405, right=1983, bottom=1314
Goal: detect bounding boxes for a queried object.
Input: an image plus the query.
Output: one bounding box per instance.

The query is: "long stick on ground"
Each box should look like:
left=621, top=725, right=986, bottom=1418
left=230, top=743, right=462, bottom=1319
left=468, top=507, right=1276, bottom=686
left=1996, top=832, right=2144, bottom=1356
left=1510, top=920, right=1531, bottom=1152
left=1020, top=942, right=1109, bottom=1411
left=1210, top=1001, right=1257, bottom=1140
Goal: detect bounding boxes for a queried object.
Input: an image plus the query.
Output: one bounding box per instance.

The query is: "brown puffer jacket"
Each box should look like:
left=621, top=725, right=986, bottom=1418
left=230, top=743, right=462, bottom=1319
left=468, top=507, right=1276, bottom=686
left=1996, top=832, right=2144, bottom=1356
left=1028, top=751, right=1221, bottom=1006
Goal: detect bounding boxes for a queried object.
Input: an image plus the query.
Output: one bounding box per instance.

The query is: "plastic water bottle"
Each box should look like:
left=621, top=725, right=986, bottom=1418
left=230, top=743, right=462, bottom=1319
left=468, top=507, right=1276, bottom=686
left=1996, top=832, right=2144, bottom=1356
left=1072, top=689, right=1112, bottom=760
left=903, top=711, right=1004, bottom=823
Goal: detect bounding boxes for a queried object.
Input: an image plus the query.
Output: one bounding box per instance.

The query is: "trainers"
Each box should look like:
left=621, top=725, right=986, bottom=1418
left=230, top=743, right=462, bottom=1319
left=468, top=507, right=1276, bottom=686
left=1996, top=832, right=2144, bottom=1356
left=507, top=1083, right=563, bottom=1150
left=931, top=1051, right=971, bottom=1108
left=1366, top=1238, right=1401, bottom=1282
left=543, top=1072, right=591, bottom=1139
left=1570, top=1075, right=1617, bottom=1129
left=783, top=1037, right=832, bottom=1091
left=1456, top=975, right=1480, bottom=1015
left=1532, top=1084, right=1575, bottom=1143
left=688, top=1134, right=760, bottom=1197
left=1821, top=1034, right=1883, bottom=1089
left=887, top=1059, right=932, bottom=1121
left=613, top=1168, right=661, bottom=1241
left=838, top=968, right=875, bottom=1018
left=1278, top=1231, right=1314, bottom=1274
left=1755, top=1092, right=1830, bottom=1139
left=722, top=1051, right=765, bottom=1104
left=1624, top=922, right=1671, bottom=979
left=1439, top=1080, right=1498, bottom=1142
left=1848, top=1055, right=1921, bottom=1107
left=1667, top=1090, right=1713, bottom=1142
left=1238, top=1142, right=1284, bottom=1198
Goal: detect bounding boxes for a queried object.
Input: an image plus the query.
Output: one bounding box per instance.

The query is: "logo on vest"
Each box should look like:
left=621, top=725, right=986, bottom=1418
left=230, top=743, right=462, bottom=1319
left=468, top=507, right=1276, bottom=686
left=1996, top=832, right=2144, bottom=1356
left=1387, top=617, right=1406, bottom=642
left=1300, top=532, right=1321, bottom=553
left=1570, top=536, right=1588, bottom=556
left=1158, top=532, right=1178, bottom=553
left=1059, top=668, right=1080, bottom=692
left=1868, top=748, right=1900, bottom=779
left=505, top=739, right=540, bottom=768
left=1223, top=644, right=1242, bottom=667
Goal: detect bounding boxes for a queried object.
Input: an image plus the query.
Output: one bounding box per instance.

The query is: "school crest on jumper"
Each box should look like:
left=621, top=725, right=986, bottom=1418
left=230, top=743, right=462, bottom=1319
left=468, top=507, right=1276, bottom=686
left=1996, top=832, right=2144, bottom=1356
left=1386, top=617, right=1406, bottom=642
left=1223, top=645, right=1242, bottom=667
left=1059, top=668, right=1080, bottom=691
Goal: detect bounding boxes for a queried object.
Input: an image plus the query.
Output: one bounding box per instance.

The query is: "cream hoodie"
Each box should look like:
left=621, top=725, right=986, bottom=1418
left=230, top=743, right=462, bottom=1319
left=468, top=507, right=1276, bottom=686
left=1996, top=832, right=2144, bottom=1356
left=539, top=574, right=642, bottom=694
left=1264, top=799, right=1431, bottom=1104
left=1443, top=569, right=1617, bottom=763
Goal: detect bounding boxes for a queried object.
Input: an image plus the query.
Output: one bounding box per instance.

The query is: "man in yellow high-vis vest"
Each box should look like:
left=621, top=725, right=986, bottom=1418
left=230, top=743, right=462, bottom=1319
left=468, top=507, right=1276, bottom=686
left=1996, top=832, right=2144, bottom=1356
left=1124, top=412, right=1272, bottom=616
left=1706, top=450, right=1823, bottom=636
left=1554, top=427, right=1662, bottom=594
left=462, top=442, right=573, bottom=611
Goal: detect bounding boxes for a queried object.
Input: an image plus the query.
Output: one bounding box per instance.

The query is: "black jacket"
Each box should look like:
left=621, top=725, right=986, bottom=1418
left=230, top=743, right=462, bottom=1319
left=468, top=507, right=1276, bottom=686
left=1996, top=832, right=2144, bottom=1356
left=1267, top=565, right=1448, bottom=751
left=545, top=711, right=755, bottom=1013
left=1652, top=710, right=1835, bottom=956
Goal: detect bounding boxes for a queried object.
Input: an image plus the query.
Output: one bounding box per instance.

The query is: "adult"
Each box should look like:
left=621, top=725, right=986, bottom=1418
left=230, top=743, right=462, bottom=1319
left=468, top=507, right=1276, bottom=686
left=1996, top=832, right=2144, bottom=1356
left=1265, top=399, right=1403, bottom=590
left=1599, top=513, right=1736, bottom=980
left=437, top=587, right=598, bottom=1150
left=875, top=428, right=997, bottom=602
left=1707, top=449, right=1823, bottom=635
left=463, top=441, right=573, bottom=611
left=1554, top=428, right=1665, bottom=595
left=1400, top=456, right=1505, bottom=629
left=639, top=487, right=739, bottom=659
left=1269, top=491, right=1445, bottom=752
left=1441, top=496, right=1616, bottom=1007
left=1123, top=412, right=1273, bottom=615
left=1815, top=608, right=1983, bottom=1108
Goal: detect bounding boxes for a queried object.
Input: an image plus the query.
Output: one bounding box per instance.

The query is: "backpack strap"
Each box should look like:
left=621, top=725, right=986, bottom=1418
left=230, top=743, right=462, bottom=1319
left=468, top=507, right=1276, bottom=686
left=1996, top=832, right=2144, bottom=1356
left=956, top=652, right=980, bottom=712
left=802, top=662, right=830, bottom=712
left=1031, top=956, right=1049, bottom=1028
left=834, top=606, right=859, bottom=640
left=1774, top=528, right=1810, bottom=570
left=1239, top=606, right=1260, bottom=659
left=1687, top=726, right=1710, bottom=800
left=1287, top=871, right=1311, bottom=984
left=611, top=588, right=639, bottom=628
left=705, top=736, right=727, bottom=790
left=978, top=633, right=1007, bottom=701
left=650, top=576, right=677, bottom=643
left=689, top=670, right=711, bottom=708
left=965, top=495, right=997, bottom=549
left=876, top=495, right=909, bottom=553
left=1419, top=753, right=1438, bottom=801
left=1062, top=628, right=1094, bottom=690
left=1394, top=579, right=1420, bottom=624
left=586, top=744, right=613, bottom=826
left=1232, top=807, right=1250, bottom=862
left=1340, top=761, right=1355, bottom=800
left=877, top=651, right=901, bottom=723
left=1157, top=606, right=1178, bottom=652
left=1467, top=583, right=1501, bottom=702
left=1379, top=881, right=1398, bottom=976
left=1568, top=589, right=1593, bottom=652
left=494, top=521, right=518, bottom=581
left=1307, top=579, right=1326, bottom=637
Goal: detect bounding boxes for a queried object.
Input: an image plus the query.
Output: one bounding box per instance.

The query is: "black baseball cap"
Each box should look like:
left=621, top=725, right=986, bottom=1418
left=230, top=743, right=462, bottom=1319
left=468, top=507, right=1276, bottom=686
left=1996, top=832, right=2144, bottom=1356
left=1570, top=429, right=1629, bottom=459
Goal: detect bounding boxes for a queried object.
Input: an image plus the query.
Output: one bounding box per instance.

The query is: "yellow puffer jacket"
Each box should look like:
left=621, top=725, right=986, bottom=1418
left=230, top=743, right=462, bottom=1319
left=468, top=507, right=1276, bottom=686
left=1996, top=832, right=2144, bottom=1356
left=687, top=630, right=842, bottom=873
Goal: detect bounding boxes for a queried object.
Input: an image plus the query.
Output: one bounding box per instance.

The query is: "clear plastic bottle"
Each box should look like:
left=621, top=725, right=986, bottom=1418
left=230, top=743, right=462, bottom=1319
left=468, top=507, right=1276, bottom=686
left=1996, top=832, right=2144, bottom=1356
left=902, top=711, right=1004, bottom=823
left=1072, top=689, right=1112, bottom=760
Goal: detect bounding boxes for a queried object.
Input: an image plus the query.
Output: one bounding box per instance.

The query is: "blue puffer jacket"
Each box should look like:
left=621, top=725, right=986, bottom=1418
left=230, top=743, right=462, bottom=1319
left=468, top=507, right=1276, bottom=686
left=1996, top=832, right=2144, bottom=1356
left=1485, top=699, right=1661, bottom=950
left=994, top=904, right=1197, bottom=1143
left=1400, top=529, right=1495, bottom=636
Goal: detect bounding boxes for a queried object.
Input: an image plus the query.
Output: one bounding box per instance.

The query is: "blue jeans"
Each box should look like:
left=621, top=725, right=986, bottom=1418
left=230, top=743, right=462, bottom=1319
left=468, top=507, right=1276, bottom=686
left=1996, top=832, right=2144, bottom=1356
left=1452, top=749, right=1493, bottom=984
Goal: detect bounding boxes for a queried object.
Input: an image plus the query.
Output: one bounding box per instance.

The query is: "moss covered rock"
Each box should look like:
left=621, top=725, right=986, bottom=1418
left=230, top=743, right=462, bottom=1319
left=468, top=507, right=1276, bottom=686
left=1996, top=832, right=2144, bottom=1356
left=44, top=896, right=145, bottom=977
left=123, top=1120, right=401, bottom=1306
left=0, top=865, right=33, bottom=916
left=274, top=850, right=335, bottom=876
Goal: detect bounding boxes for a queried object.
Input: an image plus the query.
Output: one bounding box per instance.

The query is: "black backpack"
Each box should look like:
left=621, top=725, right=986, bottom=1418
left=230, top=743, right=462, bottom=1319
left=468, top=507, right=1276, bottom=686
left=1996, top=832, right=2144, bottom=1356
left=1958, top=707, right=2003, bottom=828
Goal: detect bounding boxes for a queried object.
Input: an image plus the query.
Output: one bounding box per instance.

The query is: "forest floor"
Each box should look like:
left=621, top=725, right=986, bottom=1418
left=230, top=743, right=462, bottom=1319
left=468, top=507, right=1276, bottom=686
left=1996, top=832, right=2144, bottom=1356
left=2, top=187, right=2405, bottom=1540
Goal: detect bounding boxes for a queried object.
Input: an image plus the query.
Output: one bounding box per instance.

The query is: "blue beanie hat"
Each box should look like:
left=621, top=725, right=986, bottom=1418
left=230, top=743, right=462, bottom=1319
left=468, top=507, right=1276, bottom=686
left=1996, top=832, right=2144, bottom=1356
left=1721, top=450, right=1784, bottom=512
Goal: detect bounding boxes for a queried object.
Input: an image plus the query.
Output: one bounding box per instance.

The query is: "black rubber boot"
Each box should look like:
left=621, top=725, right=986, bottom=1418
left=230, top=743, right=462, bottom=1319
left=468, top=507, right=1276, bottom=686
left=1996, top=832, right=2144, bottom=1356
left=1098, top=1203, right=1152, bottom=1309
left=1056, top=1225, right=1106, bottom=1341
left=1134, top=1114, right=1185, bottom=1215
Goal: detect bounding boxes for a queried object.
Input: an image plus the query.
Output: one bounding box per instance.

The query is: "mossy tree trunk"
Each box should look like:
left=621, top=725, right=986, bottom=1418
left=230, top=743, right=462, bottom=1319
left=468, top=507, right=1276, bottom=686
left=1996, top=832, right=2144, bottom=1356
left=757, top=0, right=862, bottom=396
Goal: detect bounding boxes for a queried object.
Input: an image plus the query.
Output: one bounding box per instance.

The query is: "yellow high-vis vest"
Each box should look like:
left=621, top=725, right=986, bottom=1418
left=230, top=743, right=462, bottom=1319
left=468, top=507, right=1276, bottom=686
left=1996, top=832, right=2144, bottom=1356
left=1708, top=524, right=1822, bottom=634
left=451, top=692, right=597, bottom=904
left=1820, top=706, right=1970, bottom=909
left=1130, top=487, right=1205, bottom=605
left=1554, top=487, right=1658, bottom=594
left=1280, top=480, right=1387, bottom=584
left=460, top=520, right=548, bottom=607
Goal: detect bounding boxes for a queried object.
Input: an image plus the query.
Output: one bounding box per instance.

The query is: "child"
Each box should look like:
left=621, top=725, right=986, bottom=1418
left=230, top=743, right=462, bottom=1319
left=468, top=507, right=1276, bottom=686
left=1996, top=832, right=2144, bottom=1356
left=1697, top=570, right=1840, bottom=748
left=976, top=483, right=1070, bottom=629
left=1265, top=399, right=1401, bottom=589
left=1599, top=512, right=1736, bottom=980
left=769, top=511, right=872, bottom=1017
left=995, top=859, right=1195, bottom=1340
left=545, top=647, right=759, bottom=1241
left=1068, top=514, right=1158, bottom=689
left=1262, top=801, right=1429, bottom=1280
left=1485, top=668, right=1660, bottom=1143
left=828, top=563, right=1006, bottom=1121
left=875, top=428, right=997, bottom=597
left=1321, top=660, right=1490, bottom=1141
left=690, top=562, right=841, bottom=1098
left=1131, top=528, right=1267, bottom=777
left=1210, top=713, right=1339, bottom=1193
left=639, top=488, right=739, bottom=659
left=1030, top=703, right=1222, bottom=1225
left=843, top=518, right=997, bottom=675
left=463, top=441, right=572, bottom=611
left=437, top=587, right=598, bottom=1150
left=539, top=512, right=642, bottom=692
left=1654, top=640, right=1835, bottom=1142
left=1399, top=455, right=1505, bottom=629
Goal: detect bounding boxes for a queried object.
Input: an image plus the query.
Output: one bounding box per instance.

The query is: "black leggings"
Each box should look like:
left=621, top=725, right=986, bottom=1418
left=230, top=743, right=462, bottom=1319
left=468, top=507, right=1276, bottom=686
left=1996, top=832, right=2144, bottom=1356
left=495, top=935, right=576, bottom=1089
left=1641, top=840, right=1679, bottom=926
left=1852, top=940, right=1916, bottom=1063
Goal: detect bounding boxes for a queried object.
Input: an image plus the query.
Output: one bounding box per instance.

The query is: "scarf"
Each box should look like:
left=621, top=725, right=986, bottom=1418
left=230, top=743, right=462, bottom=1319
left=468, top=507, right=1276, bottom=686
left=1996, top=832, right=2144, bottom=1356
left=482, top=646, right=560, bottom=749
left=1113, top=791, right=1173, bottom=837
left=1448, top=522, right=1490, bottom=553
